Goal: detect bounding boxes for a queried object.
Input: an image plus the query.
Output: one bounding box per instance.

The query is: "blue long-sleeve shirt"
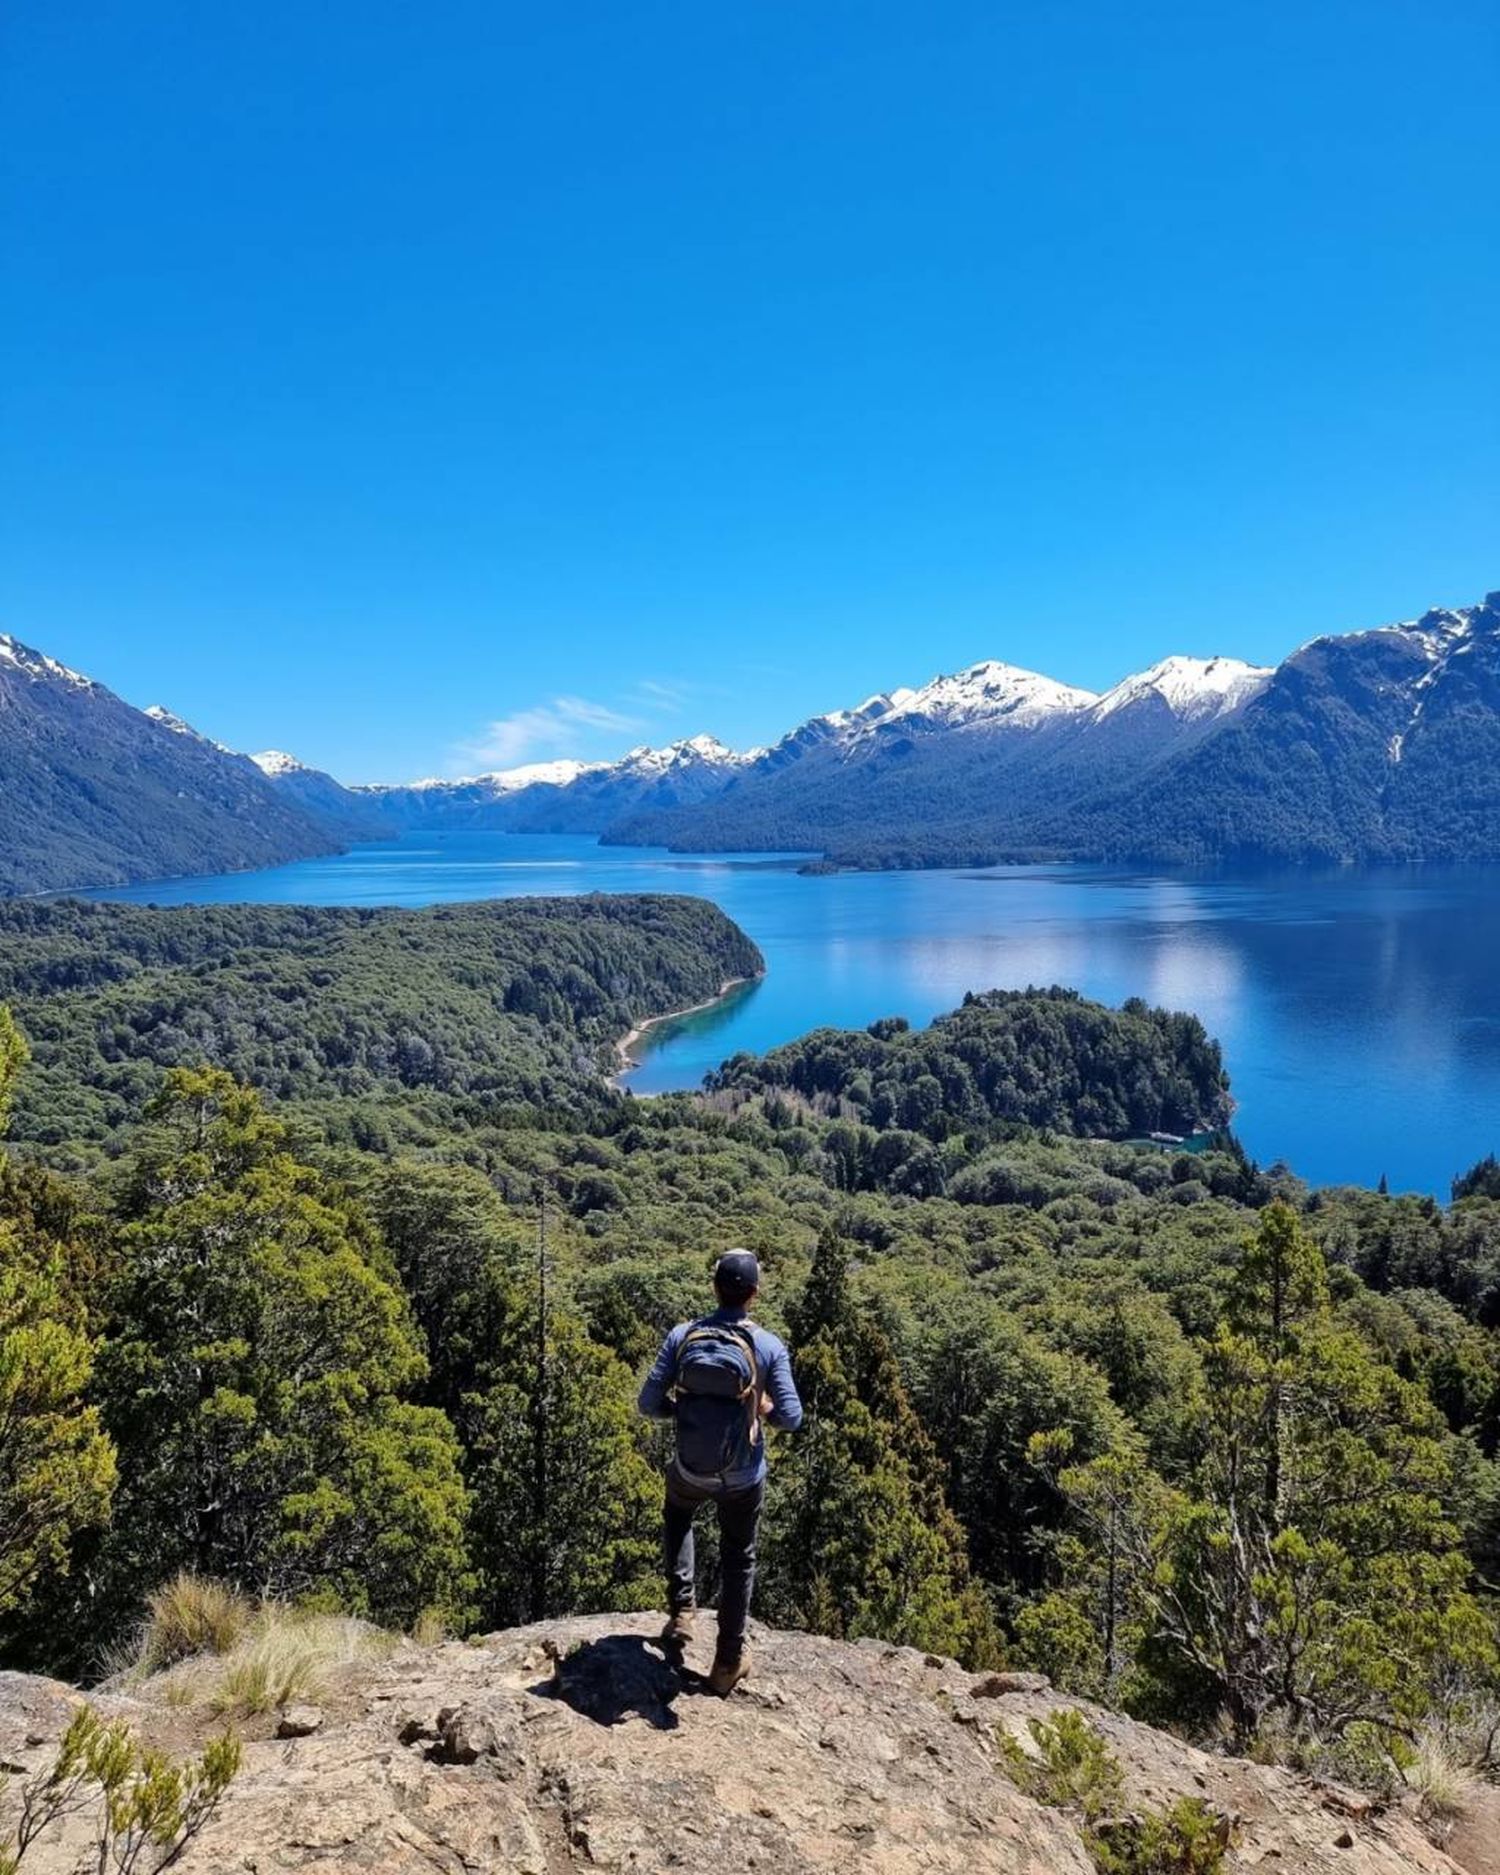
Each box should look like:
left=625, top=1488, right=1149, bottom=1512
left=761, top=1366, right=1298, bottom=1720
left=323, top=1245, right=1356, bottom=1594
left=638, top=1305, right=803, bottom=1488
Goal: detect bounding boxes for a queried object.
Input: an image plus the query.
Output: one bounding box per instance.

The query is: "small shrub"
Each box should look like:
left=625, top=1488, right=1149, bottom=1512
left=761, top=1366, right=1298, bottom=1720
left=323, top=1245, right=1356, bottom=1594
left=998, top=1707, right=1124, bottom=1820
left=0, top=1704, right=239, bottom=1874
left=997, top=1709, right=1231, bottom=1875
left=1093, top=1798, right=1232, bottom=1875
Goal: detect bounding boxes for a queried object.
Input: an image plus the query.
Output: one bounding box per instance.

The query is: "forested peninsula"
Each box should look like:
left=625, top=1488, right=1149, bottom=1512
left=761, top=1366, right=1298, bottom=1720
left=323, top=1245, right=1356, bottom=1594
left=1, top=892, right=1497, bottom=1811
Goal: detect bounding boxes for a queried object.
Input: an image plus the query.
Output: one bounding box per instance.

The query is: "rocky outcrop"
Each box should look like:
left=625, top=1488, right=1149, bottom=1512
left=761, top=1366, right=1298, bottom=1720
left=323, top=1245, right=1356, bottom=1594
left=0, top=1615, right=1477, bottom=1873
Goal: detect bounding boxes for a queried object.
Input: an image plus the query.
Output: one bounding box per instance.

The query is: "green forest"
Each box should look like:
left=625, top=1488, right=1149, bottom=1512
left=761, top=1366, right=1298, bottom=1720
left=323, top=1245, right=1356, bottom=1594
left=2, top=893, right=1498, bottom=1795
left=0, top=895, right=762, bottom=1159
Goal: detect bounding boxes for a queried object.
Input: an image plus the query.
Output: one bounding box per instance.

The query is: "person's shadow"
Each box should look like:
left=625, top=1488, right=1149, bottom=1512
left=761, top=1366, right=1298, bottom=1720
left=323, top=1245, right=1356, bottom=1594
left=530, top=1633, right=714, bottom=1731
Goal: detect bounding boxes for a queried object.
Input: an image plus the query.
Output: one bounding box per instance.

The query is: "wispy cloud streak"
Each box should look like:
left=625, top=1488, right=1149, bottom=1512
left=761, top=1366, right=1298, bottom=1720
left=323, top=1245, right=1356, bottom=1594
left=450, top=695, right=644, bottom=773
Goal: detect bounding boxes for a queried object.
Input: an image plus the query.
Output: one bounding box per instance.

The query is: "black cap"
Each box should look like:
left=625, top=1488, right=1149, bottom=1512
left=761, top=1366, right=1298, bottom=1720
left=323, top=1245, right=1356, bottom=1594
left=714, top=1249, right=761, bottom=1299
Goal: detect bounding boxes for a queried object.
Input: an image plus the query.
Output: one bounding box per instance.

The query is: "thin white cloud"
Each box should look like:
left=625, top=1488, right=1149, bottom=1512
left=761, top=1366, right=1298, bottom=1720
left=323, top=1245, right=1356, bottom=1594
left=630, top=675, right=730, bottom=711
left=451, top=695, right=644, bottom=774
left=633, top=678, right=691, bottom=710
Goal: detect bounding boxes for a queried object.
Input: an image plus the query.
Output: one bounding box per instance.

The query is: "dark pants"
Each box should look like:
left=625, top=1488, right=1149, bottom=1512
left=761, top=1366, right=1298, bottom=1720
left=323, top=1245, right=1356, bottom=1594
left=663, top=1462, right=765, bottom=1662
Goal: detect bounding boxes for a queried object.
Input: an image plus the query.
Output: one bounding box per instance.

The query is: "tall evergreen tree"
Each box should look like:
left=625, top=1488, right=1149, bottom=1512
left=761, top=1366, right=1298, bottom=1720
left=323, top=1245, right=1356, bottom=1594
left=366, top=1163, right=659, bottom=1626
left=94, top=1070, right=470, bottom=1631
left=0, top=1008, right=27, bottom=1134
left=0, top=1009, right=115, bottom=1631
left=761, top=1229, right=999, bottom=1664
left=1042, top=1205, right=1498, bottom=1746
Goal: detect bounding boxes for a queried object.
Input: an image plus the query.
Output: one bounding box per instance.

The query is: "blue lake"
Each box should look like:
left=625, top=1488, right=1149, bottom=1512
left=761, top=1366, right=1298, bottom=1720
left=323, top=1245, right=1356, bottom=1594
left=88, top=833, right=1500, bottom=1197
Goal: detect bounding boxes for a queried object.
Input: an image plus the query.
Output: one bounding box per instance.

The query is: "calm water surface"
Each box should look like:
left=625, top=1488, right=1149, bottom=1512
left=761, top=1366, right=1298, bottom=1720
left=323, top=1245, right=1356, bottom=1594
left=89, top=834, right=1500, bottom=1196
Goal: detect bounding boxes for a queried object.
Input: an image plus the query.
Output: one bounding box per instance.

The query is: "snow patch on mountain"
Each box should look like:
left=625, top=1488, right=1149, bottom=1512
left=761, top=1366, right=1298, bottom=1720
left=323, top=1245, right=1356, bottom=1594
left=613, top=734, right=752, bottom=777
left=384, top=736, right=754, bottom=797
left=823, top=691, right=917, bottom=734
left=251, top=749, right=313, bottom=777
left=146, top=705, right=236, bottom=753
left=1091, top=656, right=1272, bottom=724
left=451, top=758, right=599, bottom=793
left=0, top=635, right=97, bottom=691
left=878, top=660, right=1098, bottom=733
left=146, top=705, right=198, bottom=737
left=1404, top=606, right=1476, bottom=655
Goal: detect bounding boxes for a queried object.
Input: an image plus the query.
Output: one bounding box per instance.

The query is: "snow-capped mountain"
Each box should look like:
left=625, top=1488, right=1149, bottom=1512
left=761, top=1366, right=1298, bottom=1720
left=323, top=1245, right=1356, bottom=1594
left=617, top=733, right=755, bottom=775
left=1089, top=656, right=1272, bottom=725
left=744, top=662, right=1097, bottom=768
left=363, top=735, right=755, bottom=832
left=250, top=748, right=308, bottom=776
left=251, top=748, right=394, bottom=840
left=745, top=694, right=909, bottom=774
left=877, top=660, right=1099, bottom=734
left=362, top=617, right=1497, bottom=856
left=821, top=692, right=916, bottom=736
left=1050, top=593, right=1500, bottom=866
left=608, top=595, right=1500, bottom=862
left=146, top=705, right=196, bottom=735
left=0, top=635, right=97, bottom=692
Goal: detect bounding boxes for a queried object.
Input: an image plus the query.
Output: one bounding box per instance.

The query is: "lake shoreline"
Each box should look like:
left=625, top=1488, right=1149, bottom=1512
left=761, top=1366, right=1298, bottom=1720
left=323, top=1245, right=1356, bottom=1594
left=75, top=829, right=1500, bottom=1194
left=613, top=975, right=759, bottom=1086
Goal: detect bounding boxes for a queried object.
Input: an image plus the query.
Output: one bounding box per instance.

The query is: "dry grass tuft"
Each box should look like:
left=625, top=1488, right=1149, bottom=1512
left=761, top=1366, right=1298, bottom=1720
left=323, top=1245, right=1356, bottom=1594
left=205, top=1610, right=397, bottom=1716
left=137, top=1572, right=254, bottom=1673
left=410, top=1605, right=451, bottom=1647
left=1405, top=1733, right=1482, bottom=1825
left=123, top=1594, right=397, bottom=1716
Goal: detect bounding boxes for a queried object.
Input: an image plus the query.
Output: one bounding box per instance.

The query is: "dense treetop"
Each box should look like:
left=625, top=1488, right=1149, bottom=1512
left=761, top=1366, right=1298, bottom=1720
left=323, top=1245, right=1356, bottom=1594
left=0, top=895, right=762, bottom=1157
left=707, top=989, right=1231, bottom=1143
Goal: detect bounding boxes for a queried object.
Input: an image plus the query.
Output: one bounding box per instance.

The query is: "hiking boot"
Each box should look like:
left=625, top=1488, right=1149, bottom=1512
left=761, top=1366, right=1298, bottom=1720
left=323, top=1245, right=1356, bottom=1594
left=707, top=1648, right=752, bottom=1697
left=660, top=1610, right=696, bottom=1646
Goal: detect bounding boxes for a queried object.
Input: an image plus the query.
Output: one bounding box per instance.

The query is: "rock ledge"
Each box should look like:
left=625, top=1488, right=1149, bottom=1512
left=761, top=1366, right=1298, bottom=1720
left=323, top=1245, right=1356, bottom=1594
left=0, top=1615, right=1476, bottom=1873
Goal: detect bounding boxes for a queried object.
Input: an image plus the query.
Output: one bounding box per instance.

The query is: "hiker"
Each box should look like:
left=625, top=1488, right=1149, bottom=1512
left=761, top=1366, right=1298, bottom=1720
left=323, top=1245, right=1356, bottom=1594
left=637, top=1249, right=802, bottom=1695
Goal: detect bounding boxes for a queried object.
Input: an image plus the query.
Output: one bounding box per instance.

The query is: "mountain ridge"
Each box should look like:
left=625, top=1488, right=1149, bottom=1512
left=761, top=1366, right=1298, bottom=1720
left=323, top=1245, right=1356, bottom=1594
left=0, top=634, right=346, bottom=896
left=5, top=590, right=1499, bottom=894
left=606, top=592, right=1500, bottom=865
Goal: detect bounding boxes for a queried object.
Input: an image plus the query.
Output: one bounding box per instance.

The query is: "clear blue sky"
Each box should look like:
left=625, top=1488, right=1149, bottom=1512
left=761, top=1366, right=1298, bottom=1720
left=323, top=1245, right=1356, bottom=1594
left=2, top=2, right=1495, bottom=783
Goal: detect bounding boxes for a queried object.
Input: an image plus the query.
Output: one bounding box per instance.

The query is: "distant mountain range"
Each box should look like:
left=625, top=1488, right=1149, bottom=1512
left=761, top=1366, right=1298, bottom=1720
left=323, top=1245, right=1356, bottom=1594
left=356, top=734, right=755, bottom=835
left=2, top=589, right=1497, bottom=894
left=357, top=589, right=1500, bottom=867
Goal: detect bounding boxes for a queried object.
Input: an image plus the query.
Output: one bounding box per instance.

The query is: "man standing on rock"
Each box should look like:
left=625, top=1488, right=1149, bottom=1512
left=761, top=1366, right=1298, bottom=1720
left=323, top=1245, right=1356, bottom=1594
left=638, top=1249, right=802, bottom=1695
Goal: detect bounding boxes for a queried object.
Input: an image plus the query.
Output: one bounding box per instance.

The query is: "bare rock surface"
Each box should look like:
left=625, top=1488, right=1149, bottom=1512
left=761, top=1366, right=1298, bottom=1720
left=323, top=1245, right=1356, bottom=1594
left=0, top=1615, right=1480, bottom=1874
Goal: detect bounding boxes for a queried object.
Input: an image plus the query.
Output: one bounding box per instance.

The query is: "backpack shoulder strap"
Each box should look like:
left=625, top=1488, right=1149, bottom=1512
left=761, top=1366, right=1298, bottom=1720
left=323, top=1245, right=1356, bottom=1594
left=724, top=1321, right=762, bottom=1447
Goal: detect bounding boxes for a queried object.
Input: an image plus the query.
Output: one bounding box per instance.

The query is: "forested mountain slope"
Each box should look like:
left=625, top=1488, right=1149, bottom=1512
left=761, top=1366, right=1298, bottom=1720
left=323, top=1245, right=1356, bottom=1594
left=0, top=637, right=344, bottom=893
left=6, top=591, right=1499, bottom=893
left=1033, top=596, right=1500, bottom=864
left=609, top=593, right=1500, bottom=865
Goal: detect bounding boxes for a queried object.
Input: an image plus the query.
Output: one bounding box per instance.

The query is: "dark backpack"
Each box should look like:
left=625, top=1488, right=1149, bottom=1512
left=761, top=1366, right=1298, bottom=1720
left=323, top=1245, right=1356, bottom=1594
left=670, top=1322, right=761, bottom=1478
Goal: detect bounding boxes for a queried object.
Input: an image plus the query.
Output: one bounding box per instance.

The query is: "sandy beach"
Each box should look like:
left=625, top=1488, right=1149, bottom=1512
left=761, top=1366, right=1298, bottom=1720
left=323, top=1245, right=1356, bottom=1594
left=612, top=974, right=757, bottom=1083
